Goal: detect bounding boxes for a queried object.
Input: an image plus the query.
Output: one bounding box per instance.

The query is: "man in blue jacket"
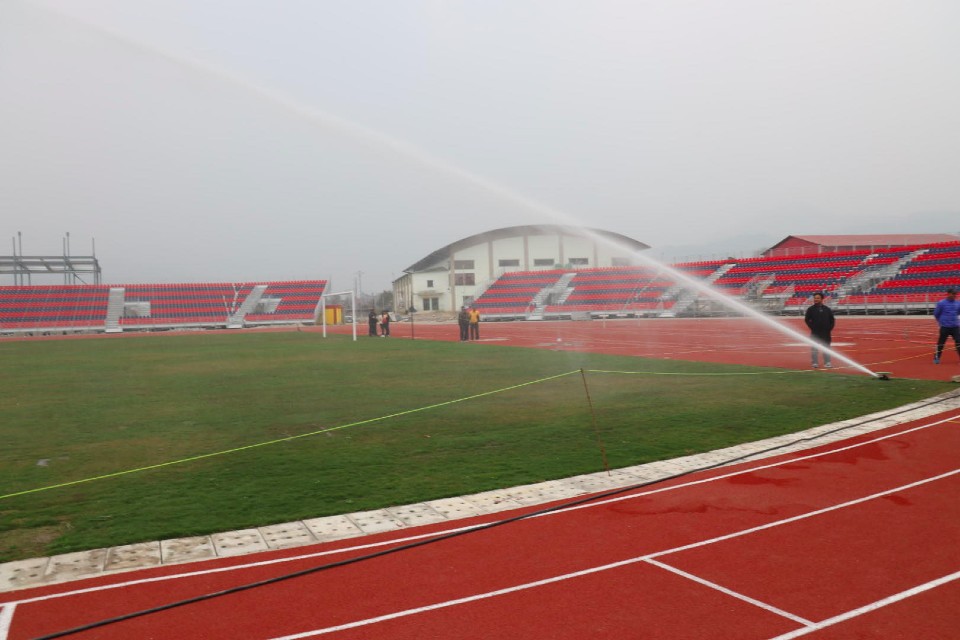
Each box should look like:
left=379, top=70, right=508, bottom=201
left=933, top=288, right=960, bottom=364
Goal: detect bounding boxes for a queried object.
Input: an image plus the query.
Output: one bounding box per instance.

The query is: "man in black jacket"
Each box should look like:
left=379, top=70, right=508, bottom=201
left=804, top=292, right=836, bottom=369
left=457, top=306, right=470, bottom=342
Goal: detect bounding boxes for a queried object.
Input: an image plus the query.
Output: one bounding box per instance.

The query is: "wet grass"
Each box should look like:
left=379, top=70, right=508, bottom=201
left=0, top=331, right=949, bottom=562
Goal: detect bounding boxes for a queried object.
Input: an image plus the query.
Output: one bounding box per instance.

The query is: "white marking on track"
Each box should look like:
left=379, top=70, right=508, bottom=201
left=767, top=570, right=960, bottom=639
left=0, top=603, right=16, bottom=640
left=644, top=559, right=814, bottom=626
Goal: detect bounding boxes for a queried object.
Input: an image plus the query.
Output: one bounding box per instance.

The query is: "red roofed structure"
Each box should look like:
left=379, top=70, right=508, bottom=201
left=765, top=234, right=960, bottom=257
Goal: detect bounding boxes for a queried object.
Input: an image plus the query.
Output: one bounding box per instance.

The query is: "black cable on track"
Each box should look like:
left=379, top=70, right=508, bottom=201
left=32, top=392, right=959, bottom=640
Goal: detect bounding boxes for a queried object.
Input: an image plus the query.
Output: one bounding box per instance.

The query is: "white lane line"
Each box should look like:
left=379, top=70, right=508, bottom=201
left=646, top=468, right=960, bottom=560
left=0, top=603, right=16, bottom=640
left=264, top=468, right=959, bottom=639
left=8, top=413, right=957, bottom=607
left=267, top=557, right=648, bottom=639
left=643, top=559, right=815, bottom=627
left=767, top=570, right=960, bottom=639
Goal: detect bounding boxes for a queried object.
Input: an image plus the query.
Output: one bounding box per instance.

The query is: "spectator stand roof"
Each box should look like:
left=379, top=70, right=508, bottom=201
left=766, top=234, right=960, bottom=257
left=402, top=225, right=650, bottom=273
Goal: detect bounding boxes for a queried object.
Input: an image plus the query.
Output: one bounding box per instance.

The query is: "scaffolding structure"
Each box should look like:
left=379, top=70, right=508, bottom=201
left=1, top=233, right=101, bottom=285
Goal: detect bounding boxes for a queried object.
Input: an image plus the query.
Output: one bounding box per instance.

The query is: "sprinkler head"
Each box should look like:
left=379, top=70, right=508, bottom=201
left=875, top=372, right=891, bottom=381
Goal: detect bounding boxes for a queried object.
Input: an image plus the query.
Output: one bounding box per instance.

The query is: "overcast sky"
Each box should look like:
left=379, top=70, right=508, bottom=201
left=2, top=1, right=959, bottom=292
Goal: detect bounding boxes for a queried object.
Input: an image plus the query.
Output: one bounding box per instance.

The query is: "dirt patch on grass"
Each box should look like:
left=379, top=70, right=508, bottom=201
left=0, top=521, right=70, bottom=563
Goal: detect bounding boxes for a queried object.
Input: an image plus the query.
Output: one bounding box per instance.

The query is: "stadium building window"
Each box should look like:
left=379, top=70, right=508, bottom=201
left=455, top=273, right=476, bottom=286
left=569, top=257, right=589, bottom=265
left=498, top=259, right=520, bottom=267
left=533, top=258, right=555, bottom=267
left=422, top=297, right=439, bottom=311
left=453, top=260, right=474, bottom=270
left=426, top=279, right=434, bottom=288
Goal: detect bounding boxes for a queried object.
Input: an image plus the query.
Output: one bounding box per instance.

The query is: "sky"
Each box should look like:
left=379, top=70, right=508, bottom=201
left=2, top=0, right=959, bottom=292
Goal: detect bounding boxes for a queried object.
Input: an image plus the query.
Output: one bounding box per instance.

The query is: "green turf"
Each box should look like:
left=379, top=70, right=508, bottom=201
left=0, top=331, right=949, bottom=562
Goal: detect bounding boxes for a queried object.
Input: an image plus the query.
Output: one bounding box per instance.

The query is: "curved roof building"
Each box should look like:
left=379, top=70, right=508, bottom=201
left=393, top=225, right=649, bottom=313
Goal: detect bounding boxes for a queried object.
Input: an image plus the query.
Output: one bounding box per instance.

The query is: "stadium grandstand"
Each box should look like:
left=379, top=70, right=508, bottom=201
left=470, top=234, right=960, bottom=320
left=6, top=232, right=960, bottom=334
left=0, top=281, right=327, bottom=335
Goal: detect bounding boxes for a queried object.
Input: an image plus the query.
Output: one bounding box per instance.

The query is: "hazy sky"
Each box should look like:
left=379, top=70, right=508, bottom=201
left=2, top=1, right=959, bottom=291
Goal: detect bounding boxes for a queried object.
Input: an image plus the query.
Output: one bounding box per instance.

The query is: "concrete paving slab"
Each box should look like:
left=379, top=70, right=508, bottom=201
left=386, top=504, right=449, bottom=527
left=348, top=509, right=406, bottom=535
left=0, top=557, right=48, bottom=591
left=161, top=536, right=217, bottom=564
left=303, top=515, right=364, bottom=542
left=260, top=521, right=317, bottom=549
left=211, top=529, right=268, bottom=557
left=104, top=542, right=161, bottom=572
left=461, top=491, right=525, bottom=513
left=426, top=497, right=486, bottom=519
left=512, top=486, right=580, bottom=506
left=44, top=549, right=108, bottom=583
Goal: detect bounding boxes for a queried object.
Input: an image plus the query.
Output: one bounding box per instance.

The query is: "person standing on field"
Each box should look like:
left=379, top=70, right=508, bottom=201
left=458, top=306, right=470, bottom=341
left=468, top=306, right=481, bottom=340
left=804, top=292, right=835, bottom=369
left=933, top=287, right=960, bottom=364
left=380, top=310, right=391, bottom=337
left=368, top=309, right=378, bottom=337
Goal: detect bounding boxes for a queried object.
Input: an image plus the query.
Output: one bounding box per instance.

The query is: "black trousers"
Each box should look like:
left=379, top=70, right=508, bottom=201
left=936, top=326, right=960, bottom=358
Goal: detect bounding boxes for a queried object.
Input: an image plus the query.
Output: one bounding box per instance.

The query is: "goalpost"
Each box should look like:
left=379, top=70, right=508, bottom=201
left=319, top=290, right=357, bottom=341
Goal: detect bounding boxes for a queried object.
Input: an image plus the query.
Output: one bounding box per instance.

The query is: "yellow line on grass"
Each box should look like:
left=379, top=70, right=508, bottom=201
left=1, top=370, right=581, bottom=501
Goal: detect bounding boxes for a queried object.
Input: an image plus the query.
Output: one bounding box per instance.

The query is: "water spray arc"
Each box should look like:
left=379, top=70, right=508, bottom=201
left=582, top=234, right=881, bottom=378
left=43, top=6, right=879, bottom=377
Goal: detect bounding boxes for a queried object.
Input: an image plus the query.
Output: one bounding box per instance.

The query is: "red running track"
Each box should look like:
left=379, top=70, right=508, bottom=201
left=2, top=407, right=958, bottom=639
left=333, top=315, right=957, bottom=381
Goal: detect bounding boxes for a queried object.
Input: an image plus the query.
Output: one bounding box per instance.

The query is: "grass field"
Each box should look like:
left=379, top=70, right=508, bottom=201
left=0, top=331, right=950, bottom=563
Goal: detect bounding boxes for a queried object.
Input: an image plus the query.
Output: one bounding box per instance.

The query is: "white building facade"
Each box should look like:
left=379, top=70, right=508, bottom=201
left=393, top=225, right=649, bottom=313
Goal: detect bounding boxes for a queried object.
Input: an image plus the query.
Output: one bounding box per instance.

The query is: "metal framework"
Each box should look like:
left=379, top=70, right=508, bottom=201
left=0, top=255, right=102, bottom=285
left=3, top=233, right=101, bottom=285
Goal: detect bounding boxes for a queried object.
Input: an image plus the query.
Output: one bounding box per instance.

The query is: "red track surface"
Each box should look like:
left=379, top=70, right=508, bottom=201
left=341, top=315, right=956, bottom=381
left=2, top=317, right=958, bottom=638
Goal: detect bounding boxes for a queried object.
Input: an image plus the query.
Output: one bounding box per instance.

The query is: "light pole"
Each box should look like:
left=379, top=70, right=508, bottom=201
left=407, top=305, right=417, bottom=339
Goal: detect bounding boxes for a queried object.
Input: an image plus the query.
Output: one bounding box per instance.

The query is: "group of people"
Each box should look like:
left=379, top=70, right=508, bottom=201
left=805, top=287, right=960, bottom=369
left=457, top=305, right=481, bottom=341
left=367, top=309, right=391, bottom=337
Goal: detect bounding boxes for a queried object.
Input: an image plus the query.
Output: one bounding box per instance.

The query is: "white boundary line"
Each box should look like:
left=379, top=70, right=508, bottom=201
left=263, top=469, right=959, bottom=639
left=644, top=468, right=958, bottom=559
left=643, top=559, right=815, bottom=627
left=5, top=412, right=958, bottom=610
left=768, top=570, right=960, bottom=639
left=0, top=605, right=15, bottom=639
